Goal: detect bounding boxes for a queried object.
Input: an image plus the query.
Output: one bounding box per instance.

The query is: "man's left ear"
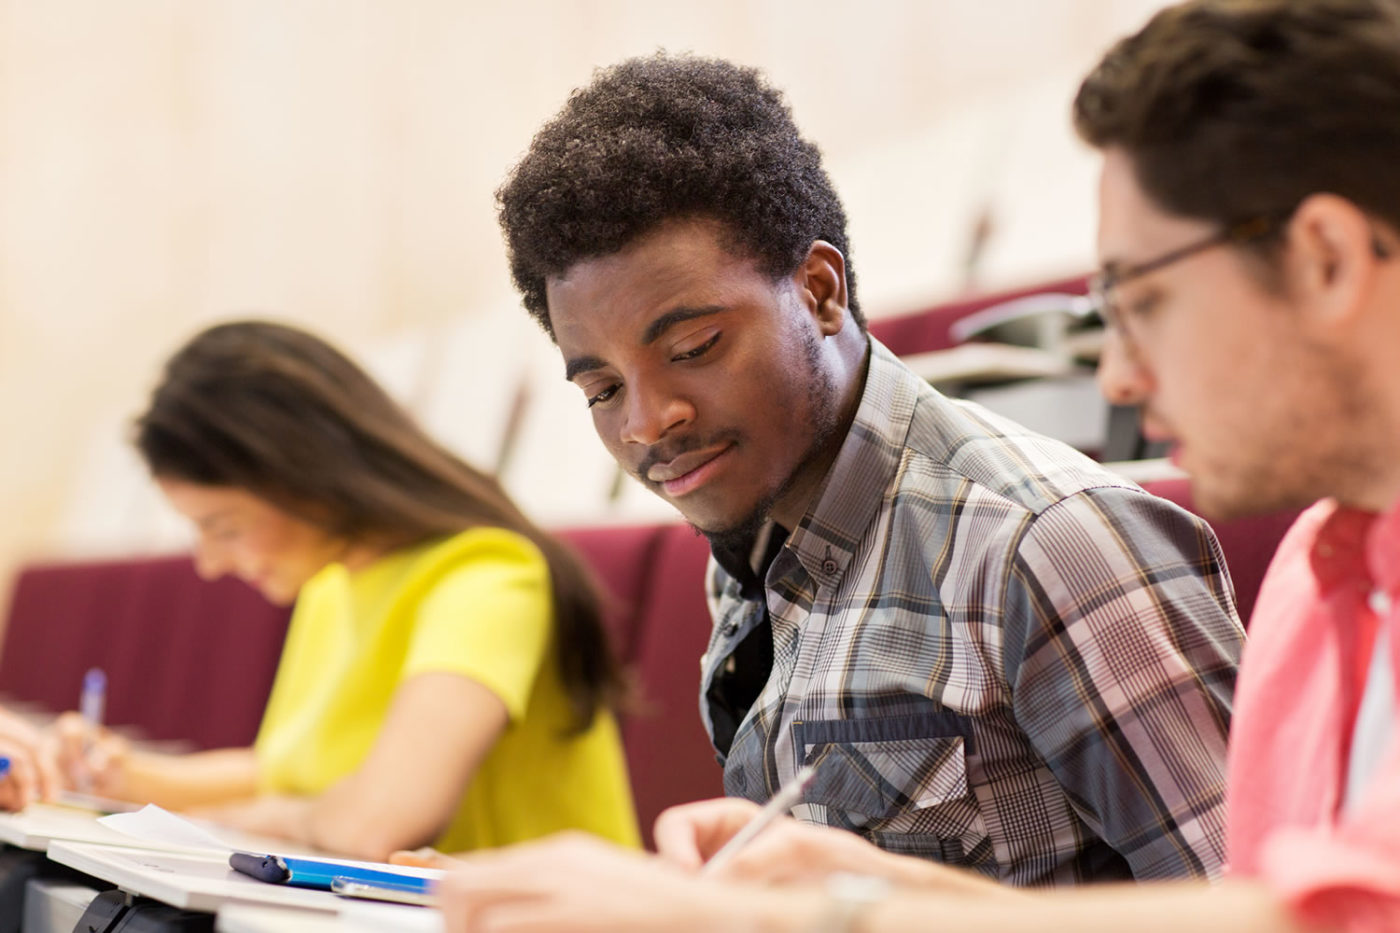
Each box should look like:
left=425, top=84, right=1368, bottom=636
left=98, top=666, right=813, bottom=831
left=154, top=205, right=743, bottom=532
left=1289, top=194, right=1384, bottom=331
left=800, top=240, right=850, bottom=336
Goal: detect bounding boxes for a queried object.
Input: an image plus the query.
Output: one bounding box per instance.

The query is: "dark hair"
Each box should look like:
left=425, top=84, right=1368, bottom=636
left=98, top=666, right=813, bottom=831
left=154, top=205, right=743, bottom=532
left=136, top=320, right=625, bottom=734
left=1074, top=0, right=1400, bottom=249
left=497, top=53, right=862, bottom=337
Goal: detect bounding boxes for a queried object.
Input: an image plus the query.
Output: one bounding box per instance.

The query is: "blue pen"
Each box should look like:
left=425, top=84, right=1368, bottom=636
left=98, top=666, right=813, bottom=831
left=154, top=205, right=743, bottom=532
left=81, top=668, right=107, bottom=731
left=0, top=755, right=10, bottom=780
left=228, top=852, right=435, bottom=893
left=78, top=668, right=107, bottom=793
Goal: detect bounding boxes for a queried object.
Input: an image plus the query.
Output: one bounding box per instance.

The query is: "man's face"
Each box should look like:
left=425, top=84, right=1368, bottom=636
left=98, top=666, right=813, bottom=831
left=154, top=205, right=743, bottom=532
left=546, top=219, right=846, bottom=538
left=1095, top=148, right=1370, bottom=519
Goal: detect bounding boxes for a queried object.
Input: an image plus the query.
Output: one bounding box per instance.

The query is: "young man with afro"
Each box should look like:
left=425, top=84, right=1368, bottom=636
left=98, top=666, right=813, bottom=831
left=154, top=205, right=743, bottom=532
left=439, top=4, right=1400, bottom=930
left=492, top=53, right=1242, bottom=886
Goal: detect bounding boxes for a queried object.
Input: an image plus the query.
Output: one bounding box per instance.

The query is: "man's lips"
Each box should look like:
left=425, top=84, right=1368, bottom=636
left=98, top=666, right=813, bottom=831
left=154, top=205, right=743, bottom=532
left=645, top=444, right=735, bottom=497
left=1139, top=410, right=1176, bottom=445
left=1139, top=411, right=1182, bottom=465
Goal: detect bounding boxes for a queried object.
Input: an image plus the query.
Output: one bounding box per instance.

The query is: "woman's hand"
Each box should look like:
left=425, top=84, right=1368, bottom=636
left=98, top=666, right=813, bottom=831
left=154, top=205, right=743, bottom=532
left=390, top=846, right=468, bottom=870
left=186, top=794, right=313, bottom=841
left=46, top=711, right=131, bottom=798
left=0, top=706, right=61, bottom=810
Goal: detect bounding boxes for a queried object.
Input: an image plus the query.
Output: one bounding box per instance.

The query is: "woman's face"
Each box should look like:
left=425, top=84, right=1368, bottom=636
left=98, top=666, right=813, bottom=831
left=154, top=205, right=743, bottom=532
left=157, top=478, right=348, bottom=605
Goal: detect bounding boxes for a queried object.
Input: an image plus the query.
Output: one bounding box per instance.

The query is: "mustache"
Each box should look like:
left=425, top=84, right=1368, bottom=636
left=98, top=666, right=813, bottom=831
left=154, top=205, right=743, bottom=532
left=634, top=430, right=743, bottom=484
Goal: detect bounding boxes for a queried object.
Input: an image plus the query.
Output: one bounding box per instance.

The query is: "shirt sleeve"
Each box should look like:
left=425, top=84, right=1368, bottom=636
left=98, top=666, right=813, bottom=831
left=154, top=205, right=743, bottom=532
left=1257, top=739, right=1400, bottom=931
left=402, top=531, right=553, bottom=723
left=1000, top=485, right=1242, bottom=880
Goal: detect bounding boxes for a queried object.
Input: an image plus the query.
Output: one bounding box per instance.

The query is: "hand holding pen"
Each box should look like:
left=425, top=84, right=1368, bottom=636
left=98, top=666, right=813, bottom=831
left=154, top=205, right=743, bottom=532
left=649, top=763, right=824, bottom=878
left=50, top=668, right=129, bottom=797
left=50, top=718, right=128, bottom=797
left=654, top=760, right=940, bottom=887
left=0, top=707, right=61, bottom=810
left=699, top=764, right=819, bottom=875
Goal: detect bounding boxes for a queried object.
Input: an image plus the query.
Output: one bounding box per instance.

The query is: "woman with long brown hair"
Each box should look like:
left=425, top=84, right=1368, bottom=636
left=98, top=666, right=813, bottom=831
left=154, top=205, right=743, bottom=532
left=55, top=319, right=638, bottom=860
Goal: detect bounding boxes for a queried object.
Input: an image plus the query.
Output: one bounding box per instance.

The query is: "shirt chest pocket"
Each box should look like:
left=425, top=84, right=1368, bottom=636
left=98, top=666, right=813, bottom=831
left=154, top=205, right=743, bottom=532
left=794, top=717, right=990, bottom=865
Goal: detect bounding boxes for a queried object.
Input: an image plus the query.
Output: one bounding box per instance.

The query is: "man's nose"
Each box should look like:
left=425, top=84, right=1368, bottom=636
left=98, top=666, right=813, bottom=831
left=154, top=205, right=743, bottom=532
left=619, top=380, right=695, bottom=446
left=1096, top=327, right=1154, bottom=408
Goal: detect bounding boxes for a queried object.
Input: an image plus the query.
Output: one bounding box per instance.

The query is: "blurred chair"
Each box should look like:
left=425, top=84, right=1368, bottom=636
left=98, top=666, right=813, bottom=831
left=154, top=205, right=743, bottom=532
left=0, top=555, right=290, bottom=750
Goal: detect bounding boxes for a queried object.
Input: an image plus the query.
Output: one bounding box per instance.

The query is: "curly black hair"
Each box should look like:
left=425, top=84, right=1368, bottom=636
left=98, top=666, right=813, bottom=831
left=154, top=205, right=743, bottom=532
left=497, top=53, right=861, bottom=339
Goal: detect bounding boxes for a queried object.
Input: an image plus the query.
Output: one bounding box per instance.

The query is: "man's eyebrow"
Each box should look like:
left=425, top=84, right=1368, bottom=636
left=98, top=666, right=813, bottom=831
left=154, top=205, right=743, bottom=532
left=563, top=305, right=727, bottom=382
left=641, top=305, right=725, bottom=346
left=564, top=355, right=609, bottom=382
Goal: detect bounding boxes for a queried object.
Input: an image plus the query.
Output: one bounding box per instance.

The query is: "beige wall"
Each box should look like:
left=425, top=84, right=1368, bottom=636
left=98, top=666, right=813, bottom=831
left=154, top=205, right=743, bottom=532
left=0, top=0, right=1169, bottom=594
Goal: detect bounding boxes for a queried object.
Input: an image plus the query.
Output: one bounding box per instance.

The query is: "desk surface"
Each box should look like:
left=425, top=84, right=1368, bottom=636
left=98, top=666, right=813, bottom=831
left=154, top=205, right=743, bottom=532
left=0, top=801, right=322, bottom=855
left=216, top=904, right=344, bottom=933
left=0, top=803, right=178, bottom=852
left=218, top=902, right=442, bottom=933
left=46, top=841, right=344, bottom=913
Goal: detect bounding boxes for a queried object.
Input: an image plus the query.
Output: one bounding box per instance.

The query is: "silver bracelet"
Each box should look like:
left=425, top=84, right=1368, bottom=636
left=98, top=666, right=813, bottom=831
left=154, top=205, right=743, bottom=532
left=809, top=872, right=892, bottom=933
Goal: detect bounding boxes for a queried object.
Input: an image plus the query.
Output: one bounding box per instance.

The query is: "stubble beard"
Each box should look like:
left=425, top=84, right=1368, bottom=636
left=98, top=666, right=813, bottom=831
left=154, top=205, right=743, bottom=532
left=1198, top=343, right=1388, bottom=518
left=698, top=327, right=845, bottom=556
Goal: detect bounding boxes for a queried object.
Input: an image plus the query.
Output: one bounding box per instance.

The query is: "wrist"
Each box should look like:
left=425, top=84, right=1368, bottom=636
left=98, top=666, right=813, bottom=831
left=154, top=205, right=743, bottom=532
left=288, top=795, right=319, bottom=847
left=729, top=886, right=835, bottom=933
left=806, top=873, right=892, bottom=933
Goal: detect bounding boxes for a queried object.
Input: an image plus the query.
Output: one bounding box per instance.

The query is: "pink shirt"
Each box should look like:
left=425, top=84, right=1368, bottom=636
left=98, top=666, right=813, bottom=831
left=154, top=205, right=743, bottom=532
left=1227, top=498, right=1400, bottom=932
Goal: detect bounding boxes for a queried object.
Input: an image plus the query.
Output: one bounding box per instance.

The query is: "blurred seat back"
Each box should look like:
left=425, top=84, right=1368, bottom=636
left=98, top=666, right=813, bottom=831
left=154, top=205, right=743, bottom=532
left=869, top=274, right=1089, bottom=356
left=0, top=555, right=290, bottom=749
left=559, top=524, right=722, bottom=848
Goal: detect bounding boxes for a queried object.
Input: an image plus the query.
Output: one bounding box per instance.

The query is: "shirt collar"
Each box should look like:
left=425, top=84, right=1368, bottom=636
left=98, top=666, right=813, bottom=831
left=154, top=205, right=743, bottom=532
left=783, top=337, right=920, bottom=588
left=711, top=522, right=789, bottom=601
left=1310, top=496, right=1400, bottom=599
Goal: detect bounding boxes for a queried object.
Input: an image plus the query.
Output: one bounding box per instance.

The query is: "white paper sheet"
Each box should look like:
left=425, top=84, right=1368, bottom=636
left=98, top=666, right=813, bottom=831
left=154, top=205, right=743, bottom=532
left=98, top=804, right=235, bottom=854
left=97, top=804, right=443, bottom=881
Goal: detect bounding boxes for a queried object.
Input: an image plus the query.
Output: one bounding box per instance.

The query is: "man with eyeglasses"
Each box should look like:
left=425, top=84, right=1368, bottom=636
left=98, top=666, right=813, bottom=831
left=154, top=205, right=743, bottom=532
left=432, top=2, right=1399, bottom=932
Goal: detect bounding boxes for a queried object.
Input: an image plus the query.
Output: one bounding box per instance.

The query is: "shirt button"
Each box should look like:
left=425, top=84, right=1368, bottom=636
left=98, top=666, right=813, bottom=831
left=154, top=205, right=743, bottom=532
left=821, top=558, right=838, bottom=574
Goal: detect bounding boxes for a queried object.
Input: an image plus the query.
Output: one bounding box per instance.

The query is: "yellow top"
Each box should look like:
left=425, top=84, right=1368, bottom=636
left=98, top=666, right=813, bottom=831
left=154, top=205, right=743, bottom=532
left=253, top=526, right=639, bottom=852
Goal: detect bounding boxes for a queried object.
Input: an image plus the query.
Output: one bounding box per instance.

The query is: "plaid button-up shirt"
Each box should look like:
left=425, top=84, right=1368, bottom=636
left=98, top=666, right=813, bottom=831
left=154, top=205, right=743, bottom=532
left=700, top=339, right=1241, bottom=885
